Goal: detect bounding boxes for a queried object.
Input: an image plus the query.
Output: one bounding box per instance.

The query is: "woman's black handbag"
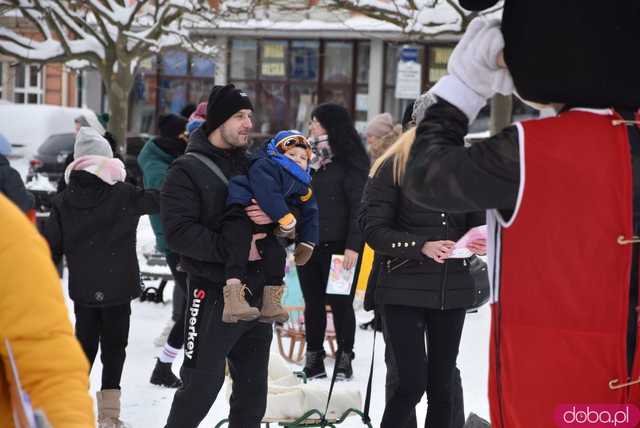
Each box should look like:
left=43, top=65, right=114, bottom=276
left=468, top=255, right=490, bottom=310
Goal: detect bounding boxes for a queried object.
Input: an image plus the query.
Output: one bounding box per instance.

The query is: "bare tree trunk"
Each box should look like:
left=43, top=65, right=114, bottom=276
left=489, top=94, right=513, bottom=136
left=103, top=63, right=133, bottom=156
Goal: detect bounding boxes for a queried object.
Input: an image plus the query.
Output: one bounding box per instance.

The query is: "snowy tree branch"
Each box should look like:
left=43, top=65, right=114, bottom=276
left=327, top=0, right=502, bottom=38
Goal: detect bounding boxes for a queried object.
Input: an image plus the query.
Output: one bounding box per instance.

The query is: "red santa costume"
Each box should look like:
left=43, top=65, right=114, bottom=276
left=402, top=1, right=640, bottom=426
left=488, top=109, right=640, bottom=427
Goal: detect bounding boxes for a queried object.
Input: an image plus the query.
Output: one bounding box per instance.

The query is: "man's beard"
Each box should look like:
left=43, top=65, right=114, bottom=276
left=220, top=124, right=249, bottom=149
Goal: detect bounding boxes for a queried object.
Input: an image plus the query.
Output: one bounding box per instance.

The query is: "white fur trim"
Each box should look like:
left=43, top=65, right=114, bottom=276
left=429, top=75, right=487, bottom=123
left=486, top=210, right=501, bottom=303
left=569, top=108, right=613, bottom=116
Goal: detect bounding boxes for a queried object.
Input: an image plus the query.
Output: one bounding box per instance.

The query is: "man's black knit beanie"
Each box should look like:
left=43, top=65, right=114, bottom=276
left=204, top=84, right=254, bottom=135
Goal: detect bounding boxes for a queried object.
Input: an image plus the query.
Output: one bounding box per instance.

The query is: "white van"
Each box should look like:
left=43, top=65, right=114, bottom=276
left=0, top=104, right=101, bottom=158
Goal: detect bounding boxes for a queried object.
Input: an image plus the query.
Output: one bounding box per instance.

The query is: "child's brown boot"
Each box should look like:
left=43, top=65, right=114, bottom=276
left=259, top=285, right=289, bottom=323
left=222, top=279, right=260, bottom=323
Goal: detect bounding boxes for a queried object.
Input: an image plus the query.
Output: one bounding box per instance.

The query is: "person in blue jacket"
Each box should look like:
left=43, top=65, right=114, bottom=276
left=222, top=130, right=319, bottom=324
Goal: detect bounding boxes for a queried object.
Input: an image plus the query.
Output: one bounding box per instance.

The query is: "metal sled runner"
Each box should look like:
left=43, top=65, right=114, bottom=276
left=213, top=408, right=373, bottom=428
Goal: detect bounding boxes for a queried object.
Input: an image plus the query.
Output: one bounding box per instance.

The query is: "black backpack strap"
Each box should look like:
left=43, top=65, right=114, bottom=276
left=186, top=152, right=229, bottom=186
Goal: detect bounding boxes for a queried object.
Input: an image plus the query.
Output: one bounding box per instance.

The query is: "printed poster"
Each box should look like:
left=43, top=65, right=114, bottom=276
left=326, top=254, right=358, bottom=295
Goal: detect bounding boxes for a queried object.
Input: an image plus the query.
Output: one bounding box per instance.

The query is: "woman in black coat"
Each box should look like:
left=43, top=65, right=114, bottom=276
left=296, top=103, right=370, bottom=381
left=362, top=127, right=485, bottom=428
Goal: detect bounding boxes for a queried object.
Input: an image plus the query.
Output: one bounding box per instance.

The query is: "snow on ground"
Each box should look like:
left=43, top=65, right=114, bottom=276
left=58, top=215, right=491, bottom=427
left=13, top=154, right=492, bottom=426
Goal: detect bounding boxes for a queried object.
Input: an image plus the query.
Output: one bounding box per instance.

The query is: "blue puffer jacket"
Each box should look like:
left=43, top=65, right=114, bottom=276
left=227, top=142, right=319, bottom=245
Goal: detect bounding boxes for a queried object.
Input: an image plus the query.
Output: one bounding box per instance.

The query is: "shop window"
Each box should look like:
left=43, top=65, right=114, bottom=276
left=188, top=80, right=213, bottom=105
left=191, top=55, right=216, bottom=78
left=323, top=42, right=353, bottom=83
left=14, top=64, right=43, bottom=104
left=428, top=46, right=453, bottom=85
left=290, top=83, right=317, bottom=131
left=257, top=82, right=287, bottom=134
left=228, top=38, right=366, bottom=135
left=355, top=42, right=371, bottom=131
left=129, top=50, right=216, bottom=134
left=357, top=42, right=370, bottom=85
left=162, top=51, right=188, bottom=76
left=129, top=56, right=159, bottom=134
left=261, top=40, right=287, bottom=80
left=152, top=52, right=215, bottom=129
left=320, top=86, right=352, bottom=110
left=321, top=42, right=354, bottom=111
left=231, top=39, right=258, bottom=80
left=290, top=41, right=319, bottom=81
left=159, top=79, right=188, bottom=115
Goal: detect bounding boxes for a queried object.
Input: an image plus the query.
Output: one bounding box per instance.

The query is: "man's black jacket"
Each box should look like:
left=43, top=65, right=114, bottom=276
left=160, top=127, right=251, bottom=284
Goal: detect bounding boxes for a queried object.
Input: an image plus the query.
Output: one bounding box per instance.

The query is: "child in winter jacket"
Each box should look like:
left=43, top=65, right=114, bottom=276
left=222, top=130, right=319, bottom=323
left=43, top=127, right=159, bottom=427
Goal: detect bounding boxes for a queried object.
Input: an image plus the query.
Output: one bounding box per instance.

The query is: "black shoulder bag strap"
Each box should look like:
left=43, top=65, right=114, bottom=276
left=363, top=328, right=377, bottom=423
left=186, top=152, right=229, bottom=186
left=321, top=332, right=377, bottom=425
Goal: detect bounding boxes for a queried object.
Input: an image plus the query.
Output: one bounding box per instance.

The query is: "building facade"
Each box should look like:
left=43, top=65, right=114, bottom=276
left=128, top=28, right=461, bottom=136
left=1, top=4, right=536, bottom=139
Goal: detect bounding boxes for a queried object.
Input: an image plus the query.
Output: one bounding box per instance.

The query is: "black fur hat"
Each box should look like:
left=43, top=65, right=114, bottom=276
left=459, top=0, right=499, bottom=11
left=459, top=0, right=640, bottom=108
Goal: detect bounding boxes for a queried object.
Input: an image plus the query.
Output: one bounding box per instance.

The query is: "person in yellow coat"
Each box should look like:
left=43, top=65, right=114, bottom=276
left=0, top=193, right=94, bottom=427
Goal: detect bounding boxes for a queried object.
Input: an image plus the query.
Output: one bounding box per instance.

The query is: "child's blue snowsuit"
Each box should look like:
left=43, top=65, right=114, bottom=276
left=223, top=139, right=319, bottom=283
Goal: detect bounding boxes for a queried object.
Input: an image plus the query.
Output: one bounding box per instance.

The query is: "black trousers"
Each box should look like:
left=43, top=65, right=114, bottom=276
left=169, top=250, right=187, bottom=323
left=164, top=267, right=273, bottom=428
left=73, top=302, right=131, bottom=390
left=297, top=241, right=357, bottom=354
left=166, top=251, right=188, bottom=349
left=224, top=204, right=286, bottom=285
left=381, top=304, right=466, bottom=428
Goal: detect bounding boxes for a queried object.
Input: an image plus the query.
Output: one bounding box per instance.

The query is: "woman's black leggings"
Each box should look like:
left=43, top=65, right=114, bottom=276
left=297, top=242, right=358, bottom=354
left=381, top=304, right=466, bottom=428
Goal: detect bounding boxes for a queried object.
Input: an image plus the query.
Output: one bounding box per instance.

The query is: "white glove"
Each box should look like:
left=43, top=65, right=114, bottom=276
left=430, top=18, right=514, bottom=122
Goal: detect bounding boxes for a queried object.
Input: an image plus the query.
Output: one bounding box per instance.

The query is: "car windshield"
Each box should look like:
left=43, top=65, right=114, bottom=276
left=38, top=133, right=75, bottom=156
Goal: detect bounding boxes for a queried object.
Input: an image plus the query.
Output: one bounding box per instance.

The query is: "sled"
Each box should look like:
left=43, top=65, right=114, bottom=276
left=139, top=250, right=172, bottom=303
left=214, top=352, right=370, bottom=428
left=213, top=408, right=373, bottom=428
left=275, top=306, right=337, bottom=364
left=139, top=271, right=172, bottom=303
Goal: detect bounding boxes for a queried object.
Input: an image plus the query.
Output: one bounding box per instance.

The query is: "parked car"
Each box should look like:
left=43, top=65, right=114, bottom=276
left=26, top=133, right=75, bottom=184
left=26, top=133, right=150, bottom=188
